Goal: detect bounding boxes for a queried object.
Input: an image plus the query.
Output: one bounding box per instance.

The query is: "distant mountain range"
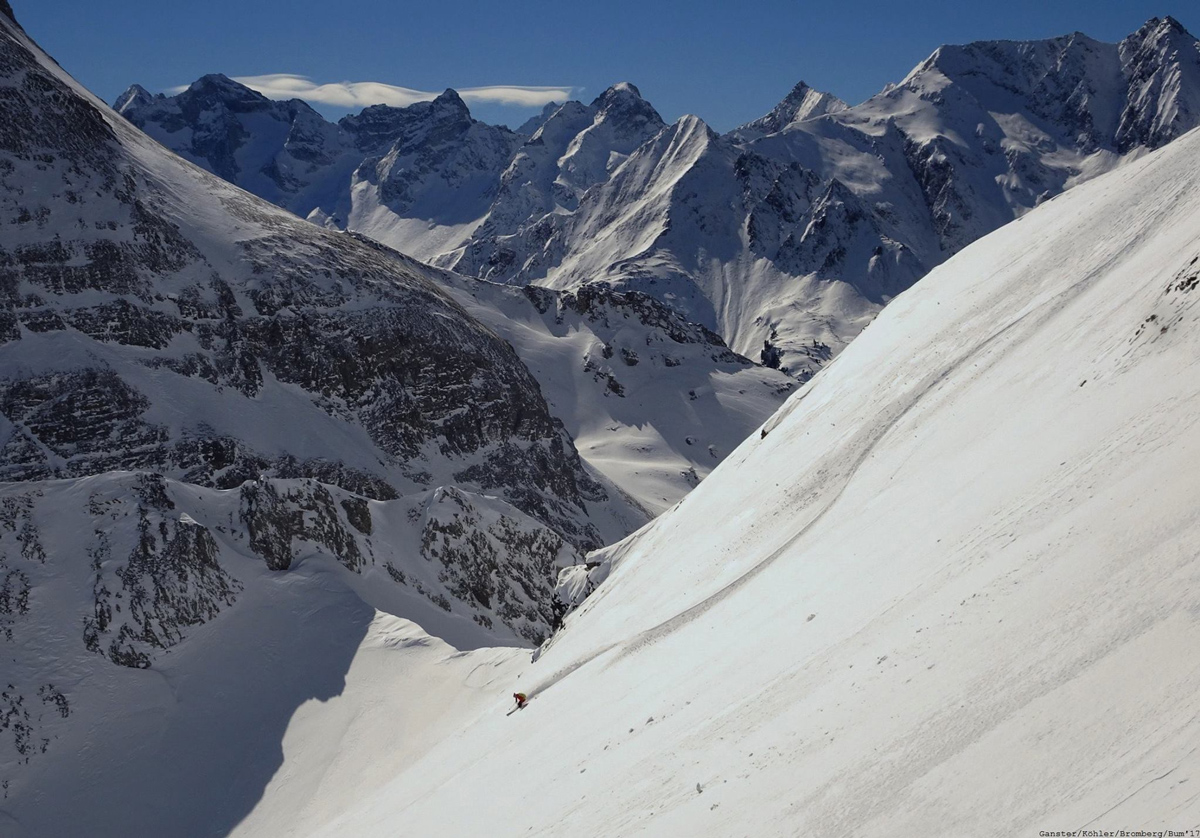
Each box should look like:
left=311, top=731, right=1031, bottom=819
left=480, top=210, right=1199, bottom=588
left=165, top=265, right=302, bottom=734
left=118, top=16, right=1200, bottom=377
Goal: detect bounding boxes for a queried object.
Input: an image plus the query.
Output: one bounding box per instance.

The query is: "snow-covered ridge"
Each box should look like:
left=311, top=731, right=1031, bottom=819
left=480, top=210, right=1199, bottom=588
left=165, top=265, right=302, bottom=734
left=117, top=17, right=1200, bottom=379
left=726, top=80, right=849, bottom=141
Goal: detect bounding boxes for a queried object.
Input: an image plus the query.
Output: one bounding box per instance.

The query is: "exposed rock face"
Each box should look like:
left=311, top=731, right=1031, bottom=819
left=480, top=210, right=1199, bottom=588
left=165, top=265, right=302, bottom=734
left=527, top=283, right=744, bottom=361
left=417, top=485, right=579, bottom=645
left=82, top=474, right=242, bottom=669
left=239, top=479, right=366, bottom=572
left=0, top=17, right=642, bottom=551
left=0, top=490, right=41, bottom=644
left=0, top=470, right=589, bottom=789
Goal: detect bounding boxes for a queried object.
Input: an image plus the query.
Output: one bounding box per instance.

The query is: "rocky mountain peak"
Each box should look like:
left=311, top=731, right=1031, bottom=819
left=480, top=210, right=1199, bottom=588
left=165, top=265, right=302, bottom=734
left=113, top=83, right=157, bottom=115
left=732, top=80, right=848, bottom=138
left=1116, top=15, right=1200, bottom=152
left=1120, top=15, right=1198, bottom=61
left=433, top=87, right=469, bottom=111
left=0, top=0, right=16, bottom=25
left=674, top=112, right=715, bottom=136
left=591, top=81, right=664, bottom=127
left=1140, top=15, right=1192, bottom=40
left=591, top=81, right=642, bottom=104
left=516, top=101, right=561, bottom=135
left=184, top=73, right=266, bottom=104
left=340, top=88, right=477, bottom=153
left=778, top=81, right=847, bottom=118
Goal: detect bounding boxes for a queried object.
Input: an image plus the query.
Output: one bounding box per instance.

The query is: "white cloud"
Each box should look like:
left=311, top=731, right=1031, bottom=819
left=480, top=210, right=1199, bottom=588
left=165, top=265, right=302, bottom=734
left=216, top=74, right=574, bottom=108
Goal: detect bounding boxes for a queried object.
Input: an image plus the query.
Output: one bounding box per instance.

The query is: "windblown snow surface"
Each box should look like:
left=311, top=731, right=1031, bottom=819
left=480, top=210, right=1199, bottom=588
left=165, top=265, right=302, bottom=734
left=218, top=122, right=1200, bottom=837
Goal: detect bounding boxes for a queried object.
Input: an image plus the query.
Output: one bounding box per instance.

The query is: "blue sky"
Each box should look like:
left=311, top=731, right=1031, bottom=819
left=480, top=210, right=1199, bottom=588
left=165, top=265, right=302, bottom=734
left=17, top=0, right=1193, bottom=131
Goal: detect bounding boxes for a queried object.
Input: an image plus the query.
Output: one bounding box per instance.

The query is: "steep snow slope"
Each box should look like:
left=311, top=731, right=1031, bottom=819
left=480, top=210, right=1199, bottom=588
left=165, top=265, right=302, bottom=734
left=300, top=122, right=1200, bottom=837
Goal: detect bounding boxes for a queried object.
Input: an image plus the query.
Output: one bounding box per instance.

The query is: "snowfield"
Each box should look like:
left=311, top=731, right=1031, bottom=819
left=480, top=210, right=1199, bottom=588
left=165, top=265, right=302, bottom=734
left=286, top=122, right=1200, bottom=837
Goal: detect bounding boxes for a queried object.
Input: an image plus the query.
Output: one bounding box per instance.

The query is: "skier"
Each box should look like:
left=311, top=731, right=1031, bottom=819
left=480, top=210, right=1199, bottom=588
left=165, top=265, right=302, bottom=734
left=513, top=692, right=528, bottom=710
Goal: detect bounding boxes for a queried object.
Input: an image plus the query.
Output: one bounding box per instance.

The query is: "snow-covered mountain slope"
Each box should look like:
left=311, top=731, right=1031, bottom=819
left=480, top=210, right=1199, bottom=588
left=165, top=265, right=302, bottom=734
left=114, top=70, right=794, bottom=509
left=0, top=6, right=660, bottom=833
left=0, top=10, right=647, bottom=550
left=480, top=16, right=1200, bottom=377
left=512, top=113, right=927, bottom=378
left=279, top=117, right=1200, bottom=837
left=0, top=472, right=592, bottom=837
left=754, top=15, right=1200, bottom=261
left=119, top=18, right=1200, bottom=381
left=429, top=273, right=796, bottom=512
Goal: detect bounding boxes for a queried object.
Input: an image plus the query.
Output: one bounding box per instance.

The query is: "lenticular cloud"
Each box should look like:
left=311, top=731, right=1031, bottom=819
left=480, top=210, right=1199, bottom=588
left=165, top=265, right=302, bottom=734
left=227, top=73, right=573, bottom=107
